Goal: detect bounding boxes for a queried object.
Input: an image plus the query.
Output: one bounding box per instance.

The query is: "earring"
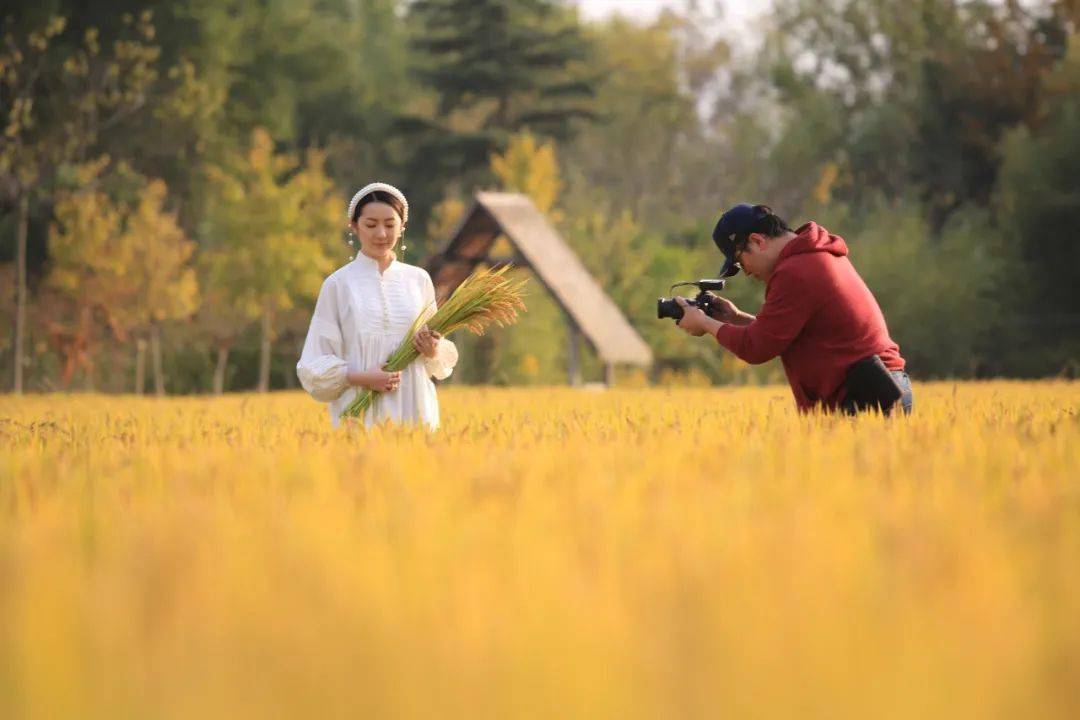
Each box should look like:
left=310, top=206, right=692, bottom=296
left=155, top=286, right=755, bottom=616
left=343, top=229, right=356, bottom=261
left=400, top=231, right=407, bottom=262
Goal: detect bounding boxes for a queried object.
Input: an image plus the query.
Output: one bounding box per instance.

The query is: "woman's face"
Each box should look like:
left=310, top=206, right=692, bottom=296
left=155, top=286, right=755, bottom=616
left=352, top=202, right=403, bottom=258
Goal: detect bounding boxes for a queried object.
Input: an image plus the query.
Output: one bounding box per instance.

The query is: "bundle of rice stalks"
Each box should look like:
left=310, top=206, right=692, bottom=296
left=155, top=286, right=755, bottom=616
left=341, top=265, right=527, bottom=420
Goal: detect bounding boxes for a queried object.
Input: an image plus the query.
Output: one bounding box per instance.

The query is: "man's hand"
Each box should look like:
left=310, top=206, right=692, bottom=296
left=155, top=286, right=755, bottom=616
left=703, top=292, right=755, bottom=326
left=703, top=293, right=738, bottom=322
left=676, top=297, right=719, bottom=337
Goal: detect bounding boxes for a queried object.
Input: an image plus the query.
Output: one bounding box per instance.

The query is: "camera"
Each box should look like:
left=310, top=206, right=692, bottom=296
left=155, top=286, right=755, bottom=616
left=657, top=279, right=727, bottom=321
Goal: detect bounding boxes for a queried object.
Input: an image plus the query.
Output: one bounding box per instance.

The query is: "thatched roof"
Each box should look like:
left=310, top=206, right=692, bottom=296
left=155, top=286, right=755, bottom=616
left=425, top=192, right=653, bottom=367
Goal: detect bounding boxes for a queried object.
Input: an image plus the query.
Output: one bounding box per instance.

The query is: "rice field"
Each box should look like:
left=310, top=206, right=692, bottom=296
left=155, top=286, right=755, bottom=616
left=1, top=382, right=1078, bottom=719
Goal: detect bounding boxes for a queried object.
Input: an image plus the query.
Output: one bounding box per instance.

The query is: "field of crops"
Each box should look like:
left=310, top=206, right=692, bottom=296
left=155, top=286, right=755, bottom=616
left=1, top=382, right=1078, bottom=719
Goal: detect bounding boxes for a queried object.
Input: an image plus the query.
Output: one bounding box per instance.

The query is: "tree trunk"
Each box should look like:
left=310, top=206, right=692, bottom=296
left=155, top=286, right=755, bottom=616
left=151, top=323, right=165, bottom=396
left=213, top=343, right=230, bottom=395
left=284, top=343, right=297, bottom=390
left=257, top=306, right=273, bottom=393
left=135, top=337, right=147, bottom=395
left=80, top=306, right=94, bottom=392
left=13, top=193, right=28, bottom=394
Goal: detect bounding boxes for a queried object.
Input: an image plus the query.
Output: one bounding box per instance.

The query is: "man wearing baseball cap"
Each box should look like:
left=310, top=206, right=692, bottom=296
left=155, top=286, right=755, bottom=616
left=674, top=204, right=912, bottom=414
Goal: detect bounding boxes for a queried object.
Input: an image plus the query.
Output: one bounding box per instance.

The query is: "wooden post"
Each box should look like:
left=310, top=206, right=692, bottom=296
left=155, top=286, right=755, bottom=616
left=566, top=311, right=582, bottom=387
left=213, top=343, right=229, bottom=395
left=605, top=362, right=616, bottom=387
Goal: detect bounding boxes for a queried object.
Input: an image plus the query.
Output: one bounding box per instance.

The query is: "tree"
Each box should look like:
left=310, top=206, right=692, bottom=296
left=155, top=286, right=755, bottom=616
left=811, top=198, right=1007, bottom=377
left=151, top=0, right=412, bottom=194
left=202, top=128, right=339, bottom=393
left=1, top=12, right=161, bottom=392
left=192, top=282, right=249, bottom=395
left=43, top=159, right=132, bottom=388
left=490, top=132, right=563, bottom=216
left=759, top=0, right=1068, bottom=220
left=41, top=159, right=196, bottom=392
left=562, top=13, right=728, bottom=230
left=997, top=31, right=1080, bottom=374
left=122, top=175, right=199, bottom=396
left=411, top=0, right=595, bottom=136
left=402, top=0, right=597, bottom=228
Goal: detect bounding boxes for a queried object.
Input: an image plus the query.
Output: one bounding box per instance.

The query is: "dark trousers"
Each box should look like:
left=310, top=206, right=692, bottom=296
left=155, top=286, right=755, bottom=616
left=840, top=370, right=913, bottom=416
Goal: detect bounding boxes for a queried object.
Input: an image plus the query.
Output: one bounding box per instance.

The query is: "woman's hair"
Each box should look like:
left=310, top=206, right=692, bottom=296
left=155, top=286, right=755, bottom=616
left=351, top=190, right=406, bottom=225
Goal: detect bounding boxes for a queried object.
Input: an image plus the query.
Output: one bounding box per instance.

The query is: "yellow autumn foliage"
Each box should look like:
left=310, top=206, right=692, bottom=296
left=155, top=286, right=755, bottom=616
left=202, top=127, right=339, bottom=321
left=491, top=132, right=564, bottom=219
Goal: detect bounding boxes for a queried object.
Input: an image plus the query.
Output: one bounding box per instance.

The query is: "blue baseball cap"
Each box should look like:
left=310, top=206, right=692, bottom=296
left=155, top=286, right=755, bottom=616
left=712, top=203, right=768, bottom=278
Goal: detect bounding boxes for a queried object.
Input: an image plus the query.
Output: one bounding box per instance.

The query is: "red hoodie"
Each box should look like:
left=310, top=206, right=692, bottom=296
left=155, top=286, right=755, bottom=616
left=714, top=222, right=905, bottom=411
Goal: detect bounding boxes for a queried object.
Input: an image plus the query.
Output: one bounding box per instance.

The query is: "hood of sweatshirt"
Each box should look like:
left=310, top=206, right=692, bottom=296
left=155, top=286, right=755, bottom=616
left=779, top=222, right=849, bottom=261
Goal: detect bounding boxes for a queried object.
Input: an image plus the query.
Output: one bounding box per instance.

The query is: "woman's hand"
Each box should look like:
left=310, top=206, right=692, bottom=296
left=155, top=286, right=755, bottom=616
left=411, top=326, right=442, bottom=359
left=349, top=364, right=401, bottom=393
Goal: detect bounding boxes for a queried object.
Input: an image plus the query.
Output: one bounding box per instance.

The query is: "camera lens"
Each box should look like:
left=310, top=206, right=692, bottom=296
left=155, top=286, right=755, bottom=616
left=657, top=297, right=684, bottom=321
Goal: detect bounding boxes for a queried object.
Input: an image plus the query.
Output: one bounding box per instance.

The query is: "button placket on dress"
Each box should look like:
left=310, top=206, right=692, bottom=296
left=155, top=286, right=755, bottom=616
left=378, top=266, right=391, bottom=332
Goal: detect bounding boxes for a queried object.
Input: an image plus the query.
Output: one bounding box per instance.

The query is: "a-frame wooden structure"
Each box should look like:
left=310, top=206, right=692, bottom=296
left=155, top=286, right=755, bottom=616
left=424, top=192, right=653, bottom=385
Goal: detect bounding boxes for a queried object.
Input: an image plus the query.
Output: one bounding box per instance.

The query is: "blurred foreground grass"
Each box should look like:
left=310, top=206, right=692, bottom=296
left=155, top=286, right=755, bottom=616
left=1, top=383, right=1078, bottom=718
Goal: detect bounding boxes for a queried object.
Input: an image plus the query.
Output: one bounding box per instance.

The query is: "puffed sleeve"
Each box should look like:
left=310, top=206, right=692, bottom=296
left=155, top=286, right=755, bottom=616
left=420, top=271, right=459, bottom=381
left=296, top=276, right=351, bottom=402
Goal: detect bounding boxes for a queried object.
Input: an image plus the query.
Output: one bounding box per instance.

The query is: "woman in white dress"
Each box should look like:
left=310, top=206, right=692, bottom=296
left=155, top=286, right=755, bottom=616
left=296, top=182, right=458, bottom=429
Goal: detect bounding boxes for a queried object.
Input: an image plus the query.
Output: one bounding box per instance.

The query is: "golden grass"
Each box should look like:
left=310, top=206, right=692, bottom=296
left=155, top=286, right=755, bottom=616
left=1, top=382, right=1078, bottom=719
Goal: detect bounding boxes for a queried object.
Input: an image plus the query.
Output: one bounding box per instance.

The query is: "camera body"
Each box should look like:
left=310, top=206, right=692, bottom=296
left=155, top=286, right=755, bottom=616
left=657, top=279, right=727, bottom=321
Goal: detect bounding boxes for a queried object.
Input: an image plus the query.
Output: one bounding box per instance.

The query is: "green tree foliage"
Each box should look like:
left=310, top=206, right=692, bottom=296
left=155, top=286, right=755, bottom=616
left=411, top=0, right=594, bottom=136
left=564, top=13, right=730, bottom=229
left=812, top=199, right=1007, bottom=377
left=996, top=32, right=1080, bottom=374
left=566, top=17, right=694, bottom=223
left=33, top=0, right=411, bottom=224
left=1, top=12, right=163, bottom=392
left=760, top=0, right=1068, bottom=217
left=202, top=0, right=410, bottom=151
left=402, top=0, right=596, bottom=230
left=4, top=0, right=1080, bottom=390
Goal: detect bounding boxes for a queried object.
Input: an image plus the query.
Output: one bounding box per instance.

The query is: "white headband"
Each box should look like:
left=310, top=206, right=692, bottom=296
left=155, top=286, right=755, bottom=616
left=347, top=182, right=409, bottom=225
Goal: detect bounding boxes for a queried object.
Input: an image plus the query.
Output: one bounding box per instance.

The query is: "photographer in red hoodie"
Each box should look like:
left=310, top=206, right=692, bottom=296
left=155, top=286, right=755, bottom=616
left=675, top=204, right=912, bottom=415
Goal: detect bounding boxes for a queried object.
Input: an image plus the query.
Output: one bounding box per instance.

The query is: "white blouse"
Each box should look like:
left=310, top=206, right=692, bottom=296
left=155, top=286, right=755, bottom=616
left=296, top=253, right=459, bottom=429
